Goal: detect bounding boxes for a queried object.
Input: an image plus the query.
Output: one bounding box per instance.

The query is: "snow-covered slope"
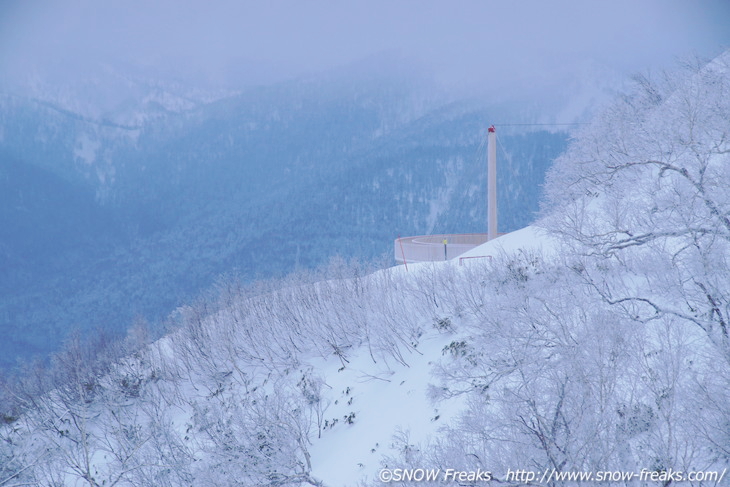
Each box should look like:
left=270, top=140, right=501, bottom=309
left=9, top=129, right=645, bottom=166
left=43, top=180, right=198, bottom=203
left=309, top=228, right=552, bottom=486
left=307, top=331, right=458, bottom=486
left=0, top=225, right=554, bottom=486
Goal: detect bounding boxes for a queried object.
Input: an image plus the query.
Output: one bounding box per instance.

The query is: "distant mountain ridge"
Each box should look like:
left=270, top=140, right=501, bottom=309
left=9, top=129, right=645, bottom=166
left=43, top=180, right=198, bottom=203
left=0, top=59, right=579, bottom=369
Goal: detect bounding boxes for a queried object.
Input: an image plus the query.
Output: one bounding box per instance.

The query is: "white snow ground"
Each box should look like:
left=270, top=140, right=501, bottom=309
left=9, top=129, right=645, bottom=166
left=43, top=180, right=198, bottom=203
left=458, top=225, right=558, bottom=260
left=309, top=225, right=551, bottom=486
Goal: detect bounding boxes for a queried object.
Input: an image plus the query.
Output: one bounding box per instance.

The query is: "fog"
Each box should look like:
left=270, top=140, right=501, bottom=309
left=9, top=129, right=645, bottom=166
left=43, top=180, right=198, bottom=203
left=2, top=0, right=728, bottom=94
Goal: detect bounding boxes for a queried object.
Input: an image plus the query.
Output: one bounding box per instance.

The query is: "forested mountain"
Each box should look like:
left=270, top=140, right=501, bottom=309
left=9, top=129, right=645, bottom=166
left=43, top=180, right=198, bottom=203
left=1, top=52, right=728, bottom=486
left=0, top=59, right=572, bottom=368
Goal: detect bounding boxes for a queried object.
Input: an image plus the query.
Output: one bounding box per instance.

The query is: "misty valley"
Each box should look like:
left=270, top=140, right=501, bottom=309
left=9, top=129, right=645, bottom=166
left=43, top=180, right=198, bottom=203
left=0, top=61, right=568, bottom=368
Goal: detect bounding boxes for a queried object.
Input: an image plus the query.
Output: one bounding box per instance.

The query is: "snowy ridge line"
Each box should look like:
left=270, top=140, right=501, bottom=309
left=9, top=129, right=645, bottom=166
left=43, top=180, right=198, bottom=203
left=0, top=92, right=145, bottom=131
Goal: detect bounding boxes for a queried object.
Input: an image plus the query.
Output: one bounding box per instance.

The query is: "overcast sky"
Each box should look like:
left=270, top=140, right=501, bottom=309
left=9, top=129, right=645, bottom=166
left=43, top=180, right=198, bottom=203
left=1, top=0, right=729, bottom=92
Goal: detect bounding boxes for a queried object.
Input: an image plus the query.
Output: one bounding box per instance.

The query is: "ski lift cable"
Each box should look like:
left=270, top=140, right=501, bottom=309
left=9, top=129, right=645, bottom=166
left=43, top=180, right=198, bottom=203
left=475, top=121, right=584, bottom=172
left=490, top=121, right=589, bottom=158
left=493, top=122, right=590, bottom=127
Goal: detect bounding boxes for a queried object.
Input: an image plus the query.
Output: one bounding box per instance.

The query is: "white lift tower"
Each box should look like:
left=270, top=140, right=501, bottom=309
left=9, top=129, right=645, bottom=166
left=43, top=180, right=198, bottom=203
left=487, top=125, right=497, bottom=241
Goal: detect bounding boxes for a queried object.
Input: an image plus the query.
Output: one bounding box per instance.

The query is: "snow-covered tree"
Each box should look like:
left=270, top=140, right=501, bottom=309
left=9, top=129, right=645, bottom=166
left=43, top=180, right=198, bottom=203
left=543, top=52, right=730, bottom=362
